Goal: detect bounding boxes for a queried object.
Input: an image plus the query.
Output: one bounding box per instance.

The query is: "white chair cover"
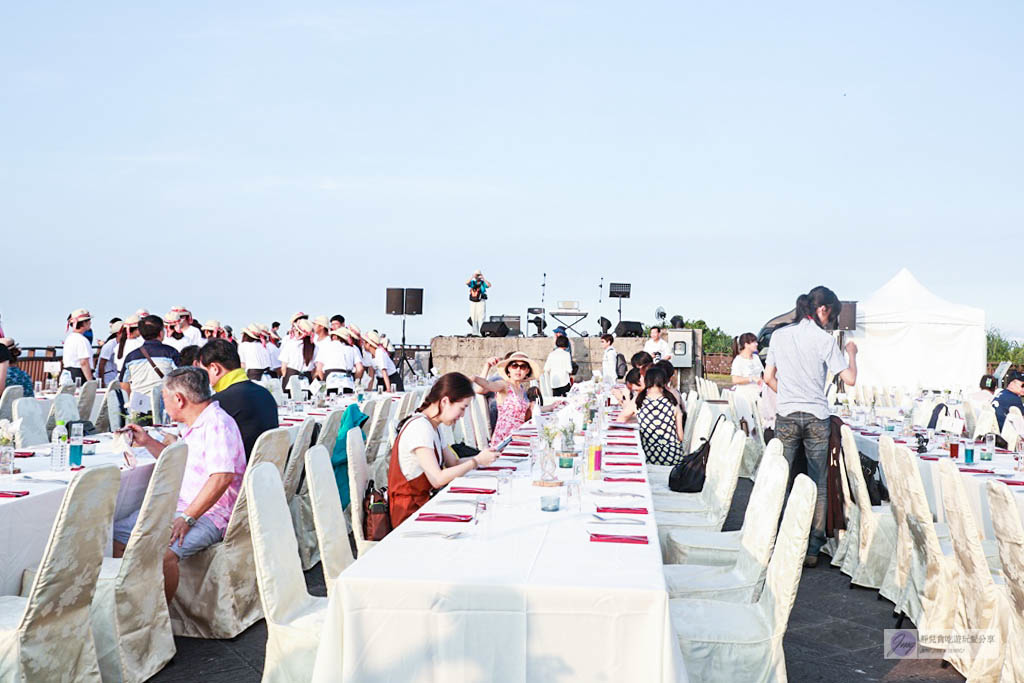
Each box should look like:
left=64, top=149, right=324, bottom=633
left=148, top=385, right=163, bottom=422
left=0, top=466, right=120, bottom=682
left=0, top=385, right=23, bottom=421
left=1000, top=419, right=1019, bottom=451
left=671, top=474, right=816, bottom=682
left=663, top=445, right=787, bottom=567
left=365, top=399, right=395, bottom=463
left=347, top=429, right=378, bottom=558
left=469, top=394, right=490, bottom=448
left=963, top=399, right=978, bottom=436
left=286, top=375, right=304, bottom=401
left=839, top=426, right=896, bottom=588
left=986, top=480, right=1024, bottom=682
left=285, top=418, right=320, bottom=571
left=91, top=443, right=188, bottom=683
left=973, top=407, right=999, bottom=440
left=247, top=462, right=328, bottom=683
left=652, top=421, right=736, bottom=510
left=682, top=402, right=712, bottom=455
left=77, top=379, right=98, bottom=423
left=12, top=397, right=47, bottom=447
left=260, top=378, right=286, bottom=406
left=878, top=436, right=914, bottom=610
left=305, top=445, right=355, bottom=587
left=168, top=427, right=290, bottom=638
left=314, top=409, right=344, bottom=460
left=45, top=393, right=80, bottom=436
left=664, top=450, right=789, bottom=601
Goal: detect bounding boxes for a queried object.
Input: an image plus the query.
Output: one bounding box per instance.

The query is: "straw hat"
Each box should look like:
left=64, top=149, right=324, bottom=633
left=312, top=315, right=330, bottom=330
left=294, top=319, right=314, bottom=335
left=109, top=320, right=124, bottom=335
left=242, top=324, right=261, bottom=339
left=347, top=324, right=362, bottom=341
left=329, top=327, right=351, bottom=341
left=290, top=311, right=308, bottom=323
left=170, top=305, right=189, bottom=314
left=362, top=330, right=381, bottom=348
left=134, top=309, right=149, bottom=318
left=164, top=310, right=181, bottom=323
left=495, top=352, right=542, bottom=381
left=69, top=308, right=91, bottom=323
left=201, top=319, right=221, bottom=332
left=124, top=314, right=140, bottom=328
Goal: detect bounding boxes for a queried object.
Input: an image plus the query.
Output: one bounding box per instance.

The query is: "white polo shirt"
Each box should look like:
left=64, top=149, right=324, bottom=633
left=62, top=331, right=93, bottom=371
left=267, top=343, right=281, bottom=370
left=643, top=338, right=672, bottom=361
left=544, top=348, right=573, bottom=388
left=238, top=341, right=271, bottom=370
left=115, top=337, right=144, bottom=372
left=181, top=325, right=204, bottom=347
left=164, top=334, right=190, bottom=352
left=602, top=346, right=618, bottom=378
left=375, top=346, right=397, bottom=376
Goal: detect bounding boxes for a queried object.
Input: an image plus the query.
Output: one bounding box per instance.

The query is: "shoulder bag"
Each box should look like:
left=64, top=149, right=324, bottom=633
left=668, top=414, right=727, bottom=493
left=363, top=479, right=392, bottom=541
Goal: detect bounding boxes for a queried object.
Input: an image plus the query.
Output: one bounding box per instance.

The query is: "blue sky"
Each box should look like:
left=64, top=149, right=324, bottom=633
left=3, top=1, right=1021, bottom=345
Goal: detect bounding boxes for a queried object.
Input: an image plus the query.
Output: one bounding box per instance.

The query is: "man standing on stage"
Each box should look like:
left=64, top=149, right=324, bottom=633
left=467, top=270, right=491, bottom=335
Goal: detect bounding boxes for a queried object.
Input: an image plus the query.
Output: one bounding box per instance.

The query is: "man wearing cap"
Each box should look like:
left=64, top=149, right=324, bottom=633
left=163, top=311, right=190, bottom=352
left=171, top=307, right=204, bottom=348
left=120, top=315, right=180, bottom=412
left=116, top=315, right=144, bottom=374
left=992, top=371, right=1024, bottom=431
left=315, top=327, right=363, bottom=394
left=62, top=309, right=95, bottom=383
left=466, top=270, right=491, bottom=336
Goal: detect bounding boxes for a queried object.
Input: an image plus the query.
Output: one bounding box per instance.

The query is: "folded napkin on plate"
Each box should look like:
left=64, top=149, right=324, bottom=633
left=605, top=461, right=642, bottom=467
left=608, top=424, right=637, bottom=430
left=894, top=440, right=907, bottom=444
left=0, top=490, right=30, bottom=498
left=14, top=451, right=34, bottom=458
left=476, top=466, right=517, bottom=471
left=959, top=468, right=995, bottom=474
left=589, top=532, right=648, bottom=544
left=603, top=477, right=646, bottom=483
left=83, top=439, right=100, bottom=445
left=595, top=506, right=648, bottom=515
left=448, top=487, right=497, bottom=495
left=861, top=432, right=880, bottom=437
left=919, top=455, right=939, bottom=461
left=416, top=512, right=473, bottom=522
left=997, top=479, right=1024, bottom=486
left=997, top=448, right=1012, bottom=454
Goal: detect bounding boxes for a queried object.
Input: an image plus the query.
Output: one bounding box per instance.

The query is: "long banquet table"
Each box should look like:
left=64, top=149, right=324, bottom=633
left=311, top=419, right=685, bottom=682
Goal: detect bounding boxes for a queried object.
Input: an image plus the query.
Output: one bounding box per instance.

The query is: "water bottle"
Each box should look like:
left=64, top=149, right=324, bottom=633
left=69, top=422, right=84, bottom=467
left=51, top=420, right=68, bottom=471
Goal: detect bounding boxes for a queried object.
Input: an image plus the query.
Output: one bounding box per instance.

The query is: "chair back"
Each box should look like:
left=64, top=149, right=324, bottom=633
left=962, top=399, right=978, bottom=439
left=19, top=466, right=120, bottom=654
left=46, top=393, right=80, bottom=435
left=470, top=395, right=490, bottom=449
left=13, top=397, right=47, bottom=447
left=261, top=378, right=285, bottom=406
left=757, top=473, right=816, bottom=637
left=973, top=407, right=999, bottom=440
left=347, top=429, right=373, bottom=551
left=878, top=437, right=912, bottom=601
left=365, top=399, right=395, bottom=463
left=305, top=445, right=355, bottom=584
left=1001, top=418, right=1020, bottom=451
left=699, top=424, right=741, bottom=521
left=438, top=423, right=455, bottom=448
left=985, top=480, right=1024, bottom=617
left=105, top=386, right=124, bottom=431
left=76, top=380, right=98, bottom=422
left=286, top=375, right=304, bottom=401
left=0, top=384, right=24, bottom=420
left=246, top=462, right=310, bottom=626
left=149, top=384, right=164, bottom=422
left=734, top=445, right=788, bottom=597
left=282, top=418, right=317, bottom=500
left=684, top=402, right=713, bottom=454
left=223, top=428, right=290, bottom=547
left=394, top=392, right=415, bottom=422
left=118, top=443, right=189, bottom=580
left=314, top=409, right=345, bottom=457
left=840, top=425, right=876, bottom=526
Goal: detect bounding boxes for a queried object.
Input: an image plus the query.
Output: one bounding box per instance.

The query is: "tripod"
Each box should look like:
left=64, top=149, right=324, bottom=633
left=396, top=314, right=417, bottom=380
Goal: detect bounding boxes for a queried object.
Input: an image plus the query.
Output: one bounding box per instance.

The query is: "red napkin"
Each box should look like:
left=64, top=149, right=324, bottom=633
left=605, top=450, right=638, bottom=455
left=608, top=424, right=635, bottom=430
left=605, top=461, right=643, bottom=467
left=0, top=490, right=30, bottom=498
left=83, top=439, right=100, bottom=445
left=595, top=506, right=648, bottom=515
left=589, top=532, right=649, bottom=544
left=959, top=468, right=994, bottom=474
left=919, top=455, right=939, bottom=461
left=894, top=440, right=907, bottom=444
left=307, top=412, right=327, bottom=417
left=14, top=451, right=34, bottom=458
left=448, top=487, right=497, bottom=495
left=70, top=465, right=84, bottom=471
left=603, top=477, right=646, bottom=483
left=416, top=512, right=473, bottom=522
left=507, top=441, right=530, bottom=447
left=477, top=466, right=516, bottom=471
left=997, top=448, right=1012, bottom=454
left=997, top=479, right=1024, bottom=486
left=861, top=432, right=880, bottom=437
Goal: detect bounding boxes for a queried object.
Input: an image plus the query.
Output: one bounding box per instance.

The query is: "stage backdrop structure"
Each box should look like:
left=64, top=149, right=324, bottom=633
left=847, top=268, right=985, bottom=391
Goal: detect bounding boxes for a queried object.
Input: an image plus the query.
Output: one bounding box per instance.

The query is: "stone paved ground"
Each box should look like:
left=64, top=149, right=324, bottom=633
left=153, top=479, right=964, bottom=682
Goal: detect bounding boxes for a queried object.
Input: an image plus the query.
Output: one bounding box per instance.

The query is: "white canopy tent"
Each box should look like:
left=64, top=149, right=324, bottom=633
left=848, top=268, right=986, bottom=390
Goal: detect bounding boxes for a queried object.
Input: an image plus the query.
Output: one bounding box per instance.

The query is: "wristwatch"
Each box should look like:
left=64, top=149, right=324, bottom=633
left=177, top=512, right=197, bottom=527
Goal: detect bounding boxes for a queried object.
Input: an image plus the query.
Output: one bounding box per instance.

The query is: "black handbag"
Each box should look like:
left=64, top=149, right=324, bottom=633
left=669, top=414, right=727, bottom=493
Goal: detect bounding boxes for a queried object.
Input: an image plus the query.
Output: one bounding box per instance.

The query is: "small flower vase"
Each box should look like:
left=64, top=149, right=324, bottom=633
left=540, top=448, right=558, bottom=482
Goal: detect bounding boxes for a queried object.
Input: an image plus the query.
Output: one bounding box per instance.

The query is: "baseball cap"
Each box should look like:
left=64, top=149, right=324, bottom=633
left=1004, top=370, right=1024, bottom=388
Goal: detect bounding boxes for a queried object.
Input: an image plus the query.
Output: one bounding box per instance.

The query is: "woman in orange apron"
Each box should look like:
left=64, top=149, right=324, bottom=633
left=388, top=372, right=501, bottom=527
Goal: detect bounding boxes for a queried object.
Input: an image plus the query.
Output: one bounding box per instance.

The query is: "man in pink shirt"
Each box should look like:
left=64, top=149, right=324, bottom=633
left=120, top=366, right=247, bottom=602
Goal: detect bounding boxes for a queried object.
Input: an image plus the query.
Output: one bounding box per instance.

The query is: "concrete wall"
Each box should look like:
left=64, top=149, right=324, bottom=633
left=430, top=331, right=704, bottom=389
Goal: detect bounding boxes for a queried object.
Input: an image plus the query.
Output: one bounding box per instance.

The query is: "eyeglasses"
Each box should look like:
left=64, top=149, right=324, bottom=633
left=508, top=362, right=530, bottom=370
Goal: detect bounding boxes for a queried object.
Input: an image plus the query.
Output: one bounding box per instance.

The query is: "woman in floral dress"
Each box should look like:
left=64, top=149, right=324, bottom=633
left=472, top=352, right=544, bottom=448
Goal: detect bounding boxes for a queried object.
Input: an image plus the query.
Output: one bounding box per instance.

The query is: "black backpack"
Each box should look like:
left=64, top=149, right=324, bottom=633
left=615, top=353, right=628, bottom=379
left=669, top=415, right=727, bottom=493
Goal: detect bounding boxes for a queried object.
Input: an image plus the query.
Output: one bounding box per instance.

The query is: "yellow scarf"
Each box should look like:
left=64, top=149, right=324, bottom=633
left=213, top=367, right=248, bottom=393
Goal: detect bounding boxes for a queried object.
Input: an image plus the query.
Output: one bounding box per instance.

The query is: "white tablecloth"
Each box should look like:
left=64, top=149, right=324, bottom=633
left=852, top=431, right=1024, bottom=541
left=311, top=424, right=685, bottom=682
left=0, top=435, right=155, bottom=595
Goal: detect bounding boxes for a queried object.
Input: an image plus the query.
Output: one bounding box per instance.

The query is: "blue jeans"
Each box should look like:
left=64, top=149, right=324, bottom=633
left=775, top=411, right=831, bottom=557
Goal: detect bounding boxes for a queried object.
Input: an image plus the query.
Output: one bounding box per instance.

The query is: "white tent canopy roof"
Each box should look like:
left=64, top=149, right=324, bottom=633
left=857, top=268, right=985, bottom=327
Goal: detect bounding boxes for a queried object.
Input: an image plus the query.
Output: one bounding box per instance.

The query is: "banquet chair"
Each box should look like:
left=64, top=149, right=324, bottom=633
left=168, top=427, right=290, bottom=639
left=838, top=426, right=896, bottom=589
left=937, top=459, right=1010, bottom=679
left=58, top=383, right=76, bottom=395
left=77, top=379, right=98, bottom=423
left=670, top=474, right=816, bottom=682
left=962, top=399, right=978, bottom=436
left=89, top=443, right=188, bottom=683
left=681, top=402, right=713, bottom=456
left=347, top=429, right=378, bottom=557
left=0, top=385, right=23, bottom=421
left=393, top=392, right=415, bottom=423
left=247, top=462, right=328, bottom=683
left=315, top=409, right=345, bottom=458
left=973, top=407, right=999, bottom=440
left=663, top=451, right=789, bottom=601
left=469, top=395, right=490, bottom=449
left=654, top=428, right=743, bottom=554
left=986, top=480, right=1024, bottom=682
left=1000, top=419, right=1020, bottom=451
left=0, top=465, right=119, bottom=682
left=148, top=385, right=163, bottom=422
left=305, top=445, right=355, bottom=588
left=286, top=375, right=304, bottom=401
left=359, top=399, right=379, bottom=436
left=456, top=413, right=476, bottom=449
left=652, top=420, right=735, bottom=505
left=663, top=446, right=787, bottom=567
left=438, top=423, right=455, bottom=448
left=285, top=419, right=320, bottom=571
left=45, top=392, right=80, bottom=435
left=12, top=397, right=47, bottom=447
left=364, top=399, right=395, bottom=464
left=104, top=386, right=125, bottom=432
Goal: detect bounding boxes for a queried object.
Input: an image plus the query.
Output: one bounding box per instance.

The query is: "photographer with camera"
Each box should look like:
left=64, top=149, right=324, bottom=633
left=467, top=270, right=491, bottom=336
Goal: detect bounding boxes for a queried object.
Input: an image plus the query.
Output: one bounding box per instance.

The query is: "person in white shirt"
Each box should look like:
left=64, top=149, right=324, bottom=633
left=600, top=334, right=620, bottom=380
left=96, top=318, right=123, bottom=387
left=312, top=315, right=331, bottom=347
left=169, top=307, right=205, bottom=348
left=365, top=331, right=400, bottom=392
left=643, top=326, right=672, bottom=362
left=544, top=335, right=574, bottom=397
left=347, top=324, right=375, bottom=388
left=315, top=326, right=363, bottom=393
left=280, top=319, right=317, bottom=381
left=730, top=332, right=765, bottom=395
left=965, top=374, right=998, bottom=412
left=62, top=308, right=95, bottom=382
left=267, top=331, right=282, bottom=376
left=115, top=315, right=144, bottom=373
left=201, top=319, right=223, bottom=342
left=163, top=311, right=191, bottom=352
left=238, top=325, right=272, bottom=380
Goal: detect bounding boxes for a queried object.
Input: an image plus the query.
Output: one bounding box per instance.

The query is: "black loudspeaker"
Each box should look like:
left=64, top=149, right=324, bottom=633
left=405, top=288, right=423, bottom=316
left=386, top=288, right=405, bottom=315
left=490, top=315, right=521, bottom=335
left=614, top=321, right=644, bottom=338
left=837, top=301, right=857, bottom=331
left=480, top=321, right=510, bottom=338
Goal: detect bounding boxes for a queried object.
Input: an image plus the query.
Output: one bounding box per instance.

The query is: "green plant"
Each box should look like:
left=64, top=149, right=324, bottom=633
left=987, top=328, right=1024, bottom=364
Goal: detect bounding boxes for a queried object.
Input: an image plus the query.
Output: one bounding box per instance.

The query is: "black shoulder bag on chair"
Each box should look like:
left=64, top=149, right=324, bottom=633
left=669, top=414, right=727, bottom=493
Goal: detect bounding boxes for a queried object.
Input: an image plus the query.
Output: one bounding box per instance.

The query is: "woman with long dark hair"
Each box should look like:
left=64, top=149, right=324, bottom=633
left=730, top=332, right=763, bottom=390
left=387, top=372, right=500, bottom=526
left=280, top=319, right=317, bottom=382
left=96, top=318, right=123, bottom=387
left=763, top=286, right=858, bottom=568
left=635, top=365, right=686, bottom=465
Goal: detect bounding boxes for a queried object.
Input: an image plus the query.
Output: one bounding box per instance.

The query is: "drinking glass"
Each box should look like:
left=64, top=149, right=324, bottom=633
left=0, top=446, right=13, bottom=480
left=565, top=480, right=582, bottom=512
left=75, top=377, right=82, bottom=390
left=984, top=434, right=996, bottom=461
left=949, top=440, right=960, bottom=460
left=34, top=381, right=42, bottom=396
left=496, top=470, right=513, bottom=498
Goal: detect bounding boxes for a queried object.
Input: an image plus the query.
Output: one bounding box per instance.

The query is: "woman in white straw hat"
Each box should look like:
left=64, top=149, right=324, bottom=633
left=62, top=308, right=95, bottom=383
left=280, top=318, right=317, bottom=382
left=311, top=315, right=331, bottom=347
left=238, top=325, right=272, bottom=380
left=96, top=318, right=124, bottom=387
left=364, top=330, right=400, bottom=392
left=315, top=326, right=364, bottom=394
left=472, top=351, right=542, bottom=448
left=115, top=314, right=144, bottom=373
